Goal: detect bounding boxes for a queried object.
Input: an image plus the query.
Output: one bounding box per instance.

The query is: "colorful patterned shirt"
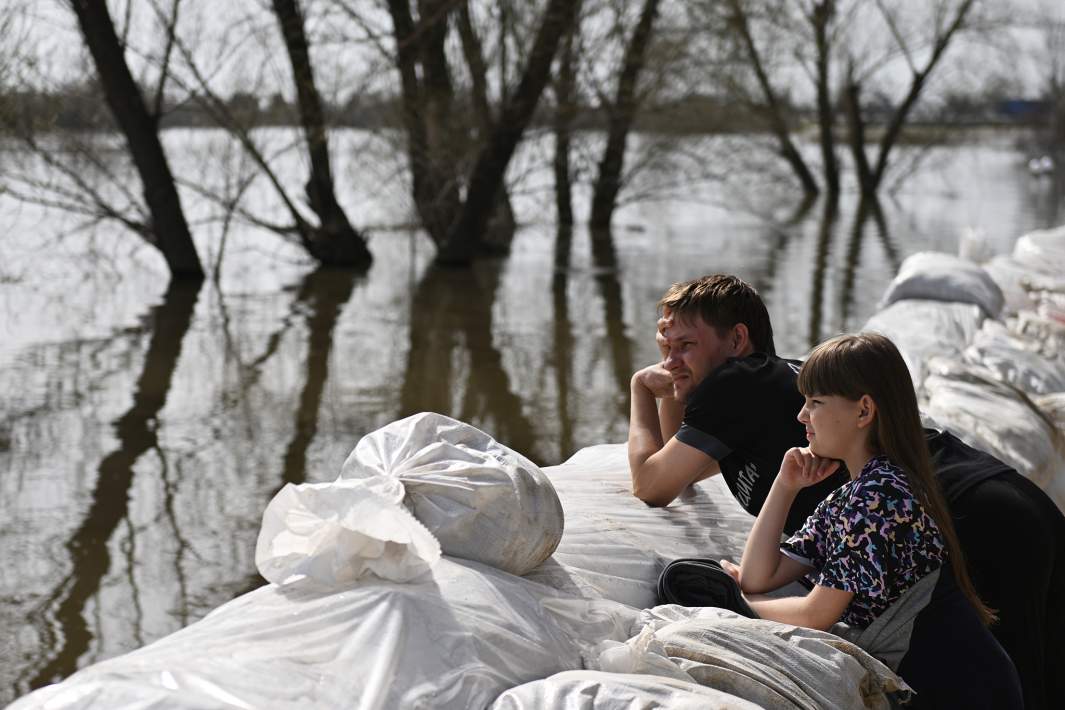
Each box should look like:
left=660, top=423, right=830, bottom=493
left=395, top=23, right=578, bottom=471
left=780, top=455, right=947, bottom=628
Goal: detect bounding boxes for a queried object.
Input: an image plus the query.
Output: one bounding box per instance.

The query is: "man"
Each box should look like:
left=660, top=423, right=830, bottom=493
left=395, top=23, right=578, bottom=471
left=627, top=274, right=847, bottom=533
left=628, top=273, right=1063, bottom=710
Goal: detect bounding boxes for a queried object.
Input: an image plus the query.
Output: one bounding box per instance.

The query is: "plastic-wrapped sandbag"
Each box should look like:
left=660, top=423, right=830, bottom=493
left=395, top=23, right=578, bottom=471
left=595, top=607, right=908, bottom=710
left=962, top=320, right=1065, bottom=396
left=526, top=445, right=753, bottom=609
left=490, top=670, right=763, bottom=710
left=1013, top=224, right=1065, bottom=277
left=878, top=252, right=1004, bottom=318
left=339, top=412, right=564, bottom=576
left=924, top=358, right=1064, bottom=492
left=9, top=558, right=634, bottom=710
left=1014, top=311, right=1065, bottom=359
left=984, top=255, right=1040, bottom=314
left=862, top=300, right=984, bottom=391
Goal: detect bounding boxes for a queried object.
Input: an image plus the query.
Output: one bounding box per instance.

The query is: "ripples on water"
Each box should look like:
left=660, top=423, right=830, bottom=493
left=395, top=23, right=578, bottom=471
left=0, top=129, right=1062, bottom=702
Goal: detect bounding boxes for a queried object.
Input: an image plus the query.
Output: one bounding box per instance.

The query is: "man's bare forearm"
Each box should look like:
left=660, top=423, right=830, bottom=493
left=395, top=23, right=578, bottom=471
left=659, top=396, right=684, bottom=442
left=628, top=368, right=718, bottom=506
left=628, top=375, right=665, bottom=488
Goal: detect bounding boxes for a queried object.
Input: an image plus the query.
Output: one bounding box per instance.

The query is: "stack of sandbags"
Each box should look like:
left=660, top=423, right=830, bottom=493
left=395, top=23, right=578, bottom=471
left=863, top=299, right=984, bottom=393
left=583, top=607, right=908, bottom=710
left=923, top=358, right=1065, bottom=513
left=866, top=239, right=1065, bottom=515
left=962, top=320, right=1065, bottom=396
left=983, top=225, right=1065, bottom=317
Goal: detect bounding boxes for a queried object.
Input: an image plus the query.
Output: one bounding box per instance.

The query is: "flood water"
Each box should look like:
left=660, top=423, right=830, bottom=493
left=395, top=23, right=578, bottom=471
left=1, top=128, right=1063, bottom=703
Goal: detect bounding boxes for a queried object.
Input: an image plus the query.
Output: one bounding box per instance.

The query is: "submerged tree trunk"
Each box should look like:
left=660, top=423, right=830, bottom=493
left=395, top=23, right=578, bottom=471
left=386, top=0, right=460, bottom=246
left=271, top=0, right=372, bottom=268
left=70, top=0, right=203, bottom=280
left=811, top=0, right=839, bottom=196
left=725, top=0, right=820, bottom=197
left=588, top=0, right=661, bottom=229
left=456, top=1, right=516, bottom=253
left=844, top=72, right=875, bottom=195
left=436, top=0, right=581, bottom=265
left=552, top=4, right=581, bottom=227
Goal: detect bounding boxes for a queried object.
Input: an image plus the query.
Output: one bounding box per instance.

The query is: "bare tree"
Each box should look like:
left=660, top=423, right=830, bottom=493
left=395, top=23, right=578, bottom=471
left=692, top=0, right=985, bottom=198
left=385, top=0, right=580, bottom=265
left=551, top=1, right=582, bottom=227
left=271, top=0, right=372, bottom=267
left=455, top=0, right=517, bottom=251
left=67, top=0, right=203, bottom=280
left=588, top=0, right=662, bottom=229
left=846, top=0, right=979, bottom=195
left=715, top=0, right=820, bottom=196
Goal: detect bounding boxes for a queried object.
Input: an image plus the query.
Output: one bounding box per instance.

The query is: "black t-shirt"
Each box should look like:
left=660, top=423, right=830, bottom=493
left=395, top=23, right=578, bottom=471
left=675, top=352, right=848, bottom=534
left=925, top=428, right=1013, bottom=503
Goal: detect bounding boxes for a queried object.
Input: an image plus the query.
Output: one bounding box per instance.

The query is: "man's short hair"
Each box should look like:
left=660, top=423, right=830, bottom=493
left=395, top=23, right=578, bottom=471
left=657, top=274, right=776, bottom=356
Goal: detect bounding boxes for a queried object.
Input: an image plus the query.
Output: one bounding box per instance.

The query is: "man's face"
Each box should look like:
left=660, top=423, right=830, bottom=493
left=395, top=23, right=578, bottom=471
left=657, top=310, right=737, bottom=402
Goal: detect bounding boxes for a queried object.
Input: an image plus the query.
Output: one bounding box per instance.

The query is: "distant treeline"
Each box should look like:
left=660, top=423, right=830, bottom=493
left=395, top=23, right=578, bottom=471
left=6, top=80, right=1053, bottom=136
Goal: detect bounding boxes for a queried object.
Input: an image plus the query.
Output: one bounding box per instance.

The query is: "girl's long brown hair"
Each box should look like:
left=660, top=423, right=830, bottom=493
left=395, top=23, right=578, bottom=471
left=798, top=332, right=995, bottom=626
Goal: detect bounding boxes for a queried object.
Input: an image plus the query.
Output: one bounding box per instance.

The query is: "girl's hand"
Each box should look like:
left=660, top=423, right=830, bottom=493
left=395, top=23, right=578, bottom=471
left=778, top=447, right=840, bottom=491
left=720, top=559, right=741, bottom=584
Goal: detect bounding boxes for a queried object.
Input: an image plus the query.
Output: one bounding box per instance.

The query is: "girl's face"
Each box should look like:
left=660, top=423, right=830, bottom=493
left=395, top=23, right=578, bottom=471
left=797, top=394, right=870, bottom=462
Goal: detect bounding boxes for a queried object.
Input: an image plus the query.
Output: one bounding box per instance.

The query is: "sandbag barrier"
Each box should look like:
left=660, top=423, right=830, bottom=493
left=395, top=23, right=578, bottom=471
left=867, top=227, right=1065, bottom=515
left=12, top=225, right=1065, bottom=709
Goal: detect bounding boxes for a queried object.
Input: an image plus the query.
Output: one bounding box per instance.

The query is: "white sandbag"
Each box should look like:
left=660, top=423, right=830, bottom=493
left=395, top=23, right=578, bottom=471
left=924, top=359, right=1064, bottom=491
left=1013, top=224, right=1065, bottom=277
left=339, top=412, right=564, bottom=576
left=605, top=607, right=908, bottom=710
left=983, top=255, right=1041, bottom=314
left=490, top=670, right=763, bottom=710
left=1014, top=311, right=1065, bottom=359
left=963, top=320, right=1065, bottom=396
left=862, top=300, right=984, bottom=391
left=10, top=558, right=632, bottom=710
left=878, top=252, right=1004, bottom=318
left=528, top=444, right=753, bottom=609
left=255, top=478, right=441, bottom=586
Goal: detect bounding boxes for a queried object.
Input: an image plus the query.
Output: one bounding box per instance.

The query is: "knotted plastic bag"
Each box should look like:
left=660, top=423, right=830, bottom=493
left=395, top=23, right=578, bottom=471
left=255, top=478, right=440, bottom=586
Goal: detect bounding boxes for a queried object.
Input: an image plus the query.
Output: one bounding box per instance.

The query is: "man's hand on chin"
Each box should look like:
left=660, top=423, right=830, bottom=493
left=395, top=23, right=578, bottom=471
left=634, top=362, right=675, bottom=399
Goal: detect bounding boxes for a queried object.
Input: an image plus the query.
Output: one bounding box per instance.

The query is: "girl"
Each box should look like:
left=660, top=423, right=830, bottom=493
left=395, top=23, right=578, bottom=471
left=726, top=333, right=1021, bottom=708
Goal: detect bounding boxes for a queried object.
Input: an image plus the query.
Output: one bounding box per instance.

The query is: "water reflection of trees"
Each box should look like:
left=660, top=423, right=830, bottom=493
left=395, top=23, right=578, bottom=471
left=400, top=262, right=541, bottom=462
left=26, top=281, right=200, bottom=690
left=552, top=225, right=575, bottom=460
left=796, top=195, right=900, bottom=351
left=590, top=228, right=635, bottom=418
left=278, top=269, right=359, bottom=489
left=231, top=267, right=360, bottom=596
